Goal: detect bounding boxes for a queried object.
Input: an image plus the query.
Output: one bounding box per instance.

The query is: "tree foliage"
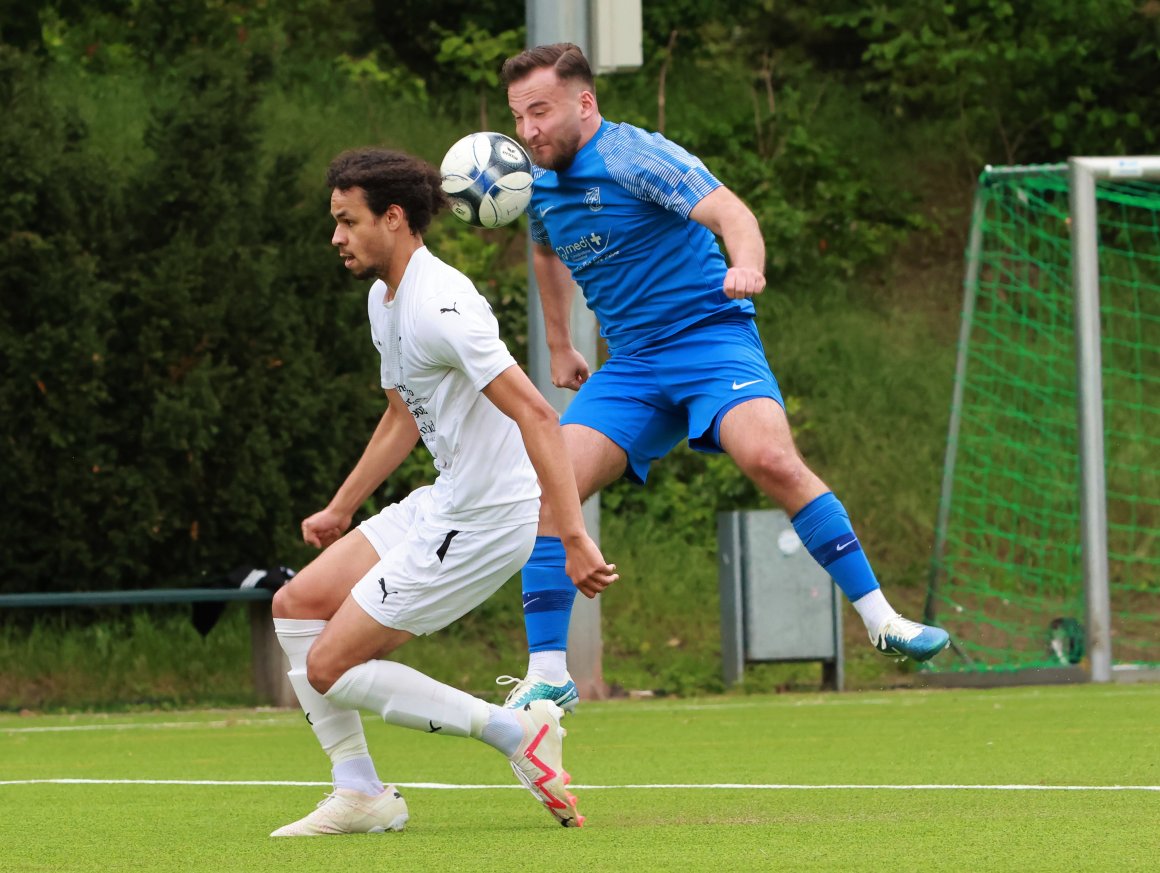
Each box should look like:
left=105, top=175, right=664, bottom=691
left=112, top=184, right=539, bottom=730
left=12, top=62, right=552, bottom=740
left=0, top=44, right=385, bottom=591
left=1, top=1, right=1156, bottom=593
left=824, top=0, right=1160, bottom=163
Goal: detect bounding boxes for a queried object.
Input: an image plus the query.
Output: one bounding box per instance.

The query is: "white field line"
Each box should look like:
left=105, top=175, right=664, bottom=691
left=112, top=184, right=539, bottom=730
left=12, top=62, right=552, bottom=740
left=0, top=718, right=301, bottom=734
left=1, top=779, right=1158, bottom=792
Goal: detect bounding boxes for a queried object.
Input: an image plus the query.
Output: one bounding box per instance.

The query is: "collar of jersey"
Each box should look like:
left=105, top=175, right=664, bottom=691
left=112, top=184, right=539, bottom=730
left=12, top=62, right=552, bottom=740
left=381, top=245, right=430, bottom=306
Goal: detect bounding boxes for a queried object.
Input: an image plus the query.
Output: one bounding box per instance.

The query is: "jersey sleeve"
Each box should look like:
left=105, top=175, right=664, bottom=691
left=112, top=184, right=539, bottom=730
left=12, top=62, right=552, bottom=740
left=528, top=212, right=551, bottom=247
left=527, top=165, right=552, bottom=246
left=599, top=125, right=722, bottom=218
left=414, top=290, right=517, bottom=392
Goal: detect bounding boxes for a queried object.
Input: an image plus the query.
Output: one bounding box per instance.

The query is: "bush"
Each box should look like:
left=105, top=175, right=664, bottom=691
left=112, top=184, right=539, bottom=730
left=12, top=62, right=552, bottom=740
left=0, top=45, right=398, bottom=592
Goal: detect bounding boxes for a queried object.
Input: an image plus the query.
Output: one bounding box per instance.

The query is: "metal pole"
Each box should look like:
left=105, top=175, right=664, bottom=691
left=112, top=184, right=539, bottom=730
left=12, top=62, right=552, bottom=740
left=524, top=0, right=605, bottom=700
left=1057, top=156, right=1156, bottom=683
left=1068, top=157, right=1112, bottom=683
left=527, top=0, right=589, bottom=51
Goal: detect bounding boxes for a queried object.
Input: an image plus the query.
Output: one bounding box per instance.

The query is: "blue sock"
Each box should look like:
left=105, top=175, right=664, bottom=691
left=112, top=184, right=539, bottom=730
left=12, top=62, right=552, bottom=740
left=791, top=492, right=879, bottom=602
left=520, top=536, right=576, bottom=653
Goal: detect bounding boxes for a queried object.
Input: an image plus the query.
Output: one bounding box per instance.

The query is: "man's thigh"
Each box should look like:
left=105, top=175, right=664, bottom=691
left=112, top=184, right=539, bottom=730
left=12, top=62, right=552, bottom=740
left=273, top=528, right=380, bottom=620
left=656, top=317, right=784, bottom=453
left=561, top=355, right=686, bottom=485
left=308, top=595, right=415, bottom=690
left=274, top=489, right=426, bottom=620
left=350, top=519, right=537, bottom=638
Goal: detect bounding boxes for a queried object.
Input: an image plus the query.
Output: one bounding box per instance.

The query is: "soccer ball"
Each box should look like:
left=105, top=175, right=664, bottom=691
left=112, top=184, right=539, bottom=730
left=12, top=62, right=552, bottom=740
left=440, top=132, right=533, bottom=228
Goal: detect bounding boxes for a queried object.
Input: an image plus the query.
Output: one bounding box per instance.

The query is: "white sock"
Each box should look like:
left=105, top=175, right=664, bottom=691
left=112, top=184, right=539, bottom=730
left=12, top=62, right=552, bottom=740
left=851, top=588, right=897, bottom=636
left=527, top=650, right=568, bottom=683
left=274, top=618, right=384, bottom=795
left=331, top=756, right=385, bottom=796
left=326, top=659, right=492, bottom=742
left=479, top=706, right=524, bottom=757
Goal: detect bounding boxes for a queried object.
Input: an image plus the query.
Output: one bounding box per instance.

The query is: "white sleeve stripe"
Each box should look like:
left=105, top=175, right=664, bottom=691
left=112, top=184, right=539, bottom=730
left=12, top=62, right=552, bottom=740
left=597, top=125, right=721, bottom=217
left=529, top=215, right=550, bottom=245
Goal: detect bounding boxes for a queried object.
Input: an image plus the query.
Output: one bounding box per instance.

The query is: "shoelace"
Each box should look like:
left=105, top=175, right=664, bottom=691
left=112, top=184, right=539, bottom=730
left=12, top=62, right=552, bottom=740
left=496, top=674, right=535, bottom=706
left=877, top=614, right=924, bottom=644
left=315, top=792, right=339, bottom=809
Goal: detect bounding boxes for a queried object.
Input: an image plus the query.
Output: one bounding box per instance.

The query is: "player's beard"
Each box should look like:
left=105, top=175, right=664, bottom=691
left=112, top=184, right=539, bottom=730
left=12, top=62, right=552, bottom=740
left=344, top=253, right=381, bottom=281
left=535, top=128, right=582, bottom=172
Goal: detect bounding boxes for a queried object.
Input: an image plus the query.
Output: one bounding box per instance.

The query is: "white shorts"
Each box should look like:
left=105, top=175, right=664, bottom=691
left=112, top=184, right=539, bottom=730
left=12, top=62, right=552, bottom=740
left=351, top=487, right=537, bottom=636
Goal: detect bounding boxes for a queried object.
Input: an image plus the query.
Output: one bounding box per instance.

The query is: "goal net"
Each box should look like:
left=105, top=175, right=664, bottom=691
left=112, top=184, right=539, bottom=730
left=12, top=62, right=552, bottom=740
left=925, top=160, right=1160, bottom=677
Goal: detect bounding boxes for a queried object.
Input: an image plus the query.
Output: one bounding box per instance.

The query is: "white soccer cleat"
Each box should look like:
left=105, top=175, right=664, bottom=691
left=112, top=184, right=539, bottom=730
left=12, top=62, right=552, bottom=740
left=508, top=700, right=583, bottom=827
left=270, top=786, right=409, bottom=837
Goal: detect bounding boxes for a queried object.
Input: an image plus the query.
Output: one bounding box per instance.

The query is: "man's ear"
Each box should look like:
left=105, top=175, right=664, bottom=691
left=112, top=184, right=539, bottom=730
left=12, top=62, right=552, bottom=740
left=578, top=88, right=598, bottom=119
left=383, top=203, right=408, bottom=231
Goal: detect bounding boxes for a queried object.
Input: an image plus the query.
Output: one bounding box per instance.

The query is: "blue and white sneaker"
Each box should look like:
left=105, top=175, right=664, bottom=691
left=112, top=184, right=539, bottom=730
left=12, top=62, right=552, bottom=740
left=497, top=674, right=580, bottom=714
left=871, top=614, right=950, bottom=662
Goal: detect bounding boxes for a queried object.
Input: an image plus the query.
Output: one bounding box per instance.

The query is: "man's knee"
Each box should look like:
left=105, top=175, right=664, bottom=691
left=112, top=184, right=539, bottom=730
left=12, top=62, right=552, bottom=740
left=305, top=645, right=345, bottom=695
left=272, top=570, right=347, bottom=621
left=271, top=584, right=295, bottom=619
left=272, top=580, right=319, bottom=620
left=739, top=445, right=814, bottom=493
left=537, top=498, right=555, bottom=533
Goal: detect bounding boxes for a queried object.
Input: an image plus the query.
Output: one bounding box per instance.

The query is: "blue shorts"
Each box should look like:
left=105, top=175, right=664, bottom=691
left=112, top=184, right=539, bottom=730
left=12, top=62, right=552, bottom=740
left=561, top=315, right=783, bottom=484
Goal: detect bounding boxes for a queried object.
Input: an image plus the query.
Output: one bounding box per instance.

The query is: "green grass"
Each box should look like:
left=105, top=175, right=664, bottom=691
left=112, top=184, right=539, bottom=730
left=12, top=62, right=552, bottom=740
left=0, top=610, right=256, bottom=710
left=3, top=684, right=1159, bottom=871
left=0, top=571, right=934, bottom=712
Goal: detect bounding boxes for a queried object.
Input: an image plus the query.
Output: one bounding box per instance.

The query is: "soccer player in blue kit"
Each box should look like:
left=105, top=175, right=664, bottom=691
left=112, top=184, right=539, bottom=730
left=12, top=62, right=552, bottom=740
left=496, top=43, right=950, bottom=711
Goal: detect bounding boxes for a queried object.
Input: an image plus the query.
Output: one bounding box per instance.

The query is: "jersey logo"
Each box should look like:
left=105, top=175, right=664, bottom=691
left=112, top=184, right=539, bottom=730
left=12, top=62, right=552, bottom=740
left=555, top=228, right=614, bottom=263
left=436, top=530, right=460, bottom=563
left=378, top=578, right=398, bottom=603
left=584, top=187, right=603, bottom=211
left=439, top=303, right=460, bottom=315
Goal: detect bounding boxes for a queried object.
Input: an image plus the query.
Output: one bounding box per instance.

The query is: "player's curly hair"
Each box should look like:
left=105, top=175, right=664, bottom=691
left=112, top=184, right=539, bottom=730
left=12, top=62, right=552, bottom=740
left=500, top=42, right=594, bottom=90
left=325, top=148, right=447, bottom=234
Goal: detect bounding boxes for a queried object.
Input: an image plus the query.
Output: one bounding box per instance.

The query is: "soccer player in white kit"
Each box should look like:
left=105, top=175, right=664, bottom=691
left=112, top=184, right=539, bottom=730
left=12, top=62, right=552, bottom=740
left=269, top=147, right=617, bottom=835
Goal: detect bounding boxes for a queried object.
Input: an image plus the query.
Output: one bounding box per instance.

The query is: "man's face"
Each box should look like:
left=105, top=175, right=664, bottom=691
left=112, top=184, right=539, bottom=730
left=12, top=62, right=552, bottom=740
left=507, top=67, right=587, bottom=172
left=330, top=187, right=390, bottom=281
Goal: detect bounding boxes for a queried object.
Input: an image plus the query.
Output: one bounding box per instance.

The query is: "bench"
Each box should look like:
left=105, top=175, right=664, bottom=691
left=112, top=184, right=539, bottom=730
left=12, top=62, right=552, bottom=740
left=0, top=587, right=295, bottom=707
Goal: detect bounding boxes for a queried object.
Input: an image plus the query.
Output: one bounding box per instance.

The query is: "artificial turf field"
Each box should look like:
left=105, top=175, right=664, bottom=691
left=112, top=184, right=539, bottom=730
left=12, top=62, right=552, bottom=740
left=2, top=683, right=1158, bottom=872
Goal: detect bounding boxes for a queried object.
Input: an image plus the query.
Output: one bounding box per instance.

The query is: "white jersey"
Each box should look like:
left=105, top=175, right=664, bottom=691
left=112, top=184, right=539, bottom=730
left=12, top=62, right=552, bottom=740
left=366, top=246, right=540, bottom=530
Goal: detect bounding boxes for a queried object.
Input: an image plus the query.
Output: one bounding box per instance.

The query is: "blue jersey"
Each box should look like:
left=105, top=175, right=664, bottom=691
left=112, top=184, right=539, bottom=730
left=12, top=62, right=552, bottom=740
left=527, top=120, right=755, bottom=355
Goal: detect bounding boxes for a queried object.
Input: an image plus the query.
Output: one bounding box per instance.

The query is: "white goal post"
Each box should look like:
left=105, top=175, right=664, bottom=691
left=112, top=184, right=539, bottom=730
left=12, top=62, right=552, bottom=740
left=1069, top=157, right=1160, bottom=682
left=927, top=155, right=1160, bottom=684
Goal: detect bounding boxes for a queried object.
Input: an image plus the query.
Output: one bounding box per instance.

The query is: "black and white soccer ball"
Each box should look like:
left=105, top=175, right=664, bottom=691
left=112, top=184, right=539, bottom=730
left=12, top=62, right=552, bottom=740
left=440, top=132, right=533, bottom=228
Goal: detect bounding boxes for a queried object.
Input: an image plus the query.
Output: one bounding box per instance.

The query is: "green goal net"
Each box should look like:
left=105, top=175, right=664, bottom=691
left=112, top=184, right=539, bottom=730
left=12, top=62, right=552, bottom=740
left=925, top=163, right=1160, bottom=675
